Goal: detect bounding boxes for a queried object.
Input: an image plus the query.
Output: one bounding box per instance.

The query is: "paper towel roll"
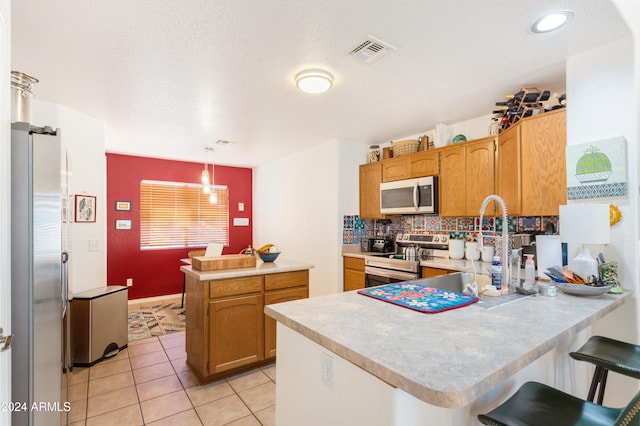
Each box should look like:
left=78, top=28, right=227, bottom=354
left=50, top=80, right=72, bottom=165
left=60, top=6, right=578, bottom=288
left=536, top=235, right=562, bottom=280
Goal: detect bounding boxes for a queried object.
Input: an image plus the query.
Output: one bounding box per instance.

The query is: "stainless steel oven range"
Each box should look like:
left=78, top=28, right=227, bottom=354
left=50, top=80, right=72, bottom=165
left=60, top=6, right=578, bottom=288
left=364, top=233, right=450, bottom=288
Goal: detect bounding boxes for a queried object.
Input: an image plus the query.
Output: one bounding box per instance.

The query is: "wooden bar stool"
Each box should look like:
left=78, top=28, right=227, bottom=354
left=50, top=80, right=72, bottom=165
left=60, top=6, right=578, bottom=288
left=478, top=381, right=640, bottom=425
left=570, top=336, right=640, bottom=405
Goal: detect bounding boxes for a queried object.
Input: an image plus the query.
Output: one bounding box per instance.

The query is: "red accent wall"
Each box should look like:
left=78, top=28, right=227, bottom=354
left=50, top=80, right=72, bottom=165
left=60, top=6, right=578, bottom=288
left=106, top=153, right=253, bottom=300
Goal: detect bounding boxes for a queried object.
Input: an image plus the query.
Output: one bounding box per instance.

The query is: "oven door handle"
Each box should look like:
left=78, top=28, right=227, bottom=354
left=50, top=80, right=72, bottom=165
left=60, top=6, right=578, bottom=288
left=413, top=181, right=419, bottom=211
left=365, top=266, right=418, bottom=282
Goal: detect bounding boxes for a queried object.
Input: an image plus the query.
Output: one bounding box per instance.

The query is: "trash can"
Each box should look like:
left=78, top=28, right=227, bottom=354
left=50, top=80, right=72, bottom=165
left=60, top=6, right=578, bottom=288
left=71, top=285, right=128, bottom=367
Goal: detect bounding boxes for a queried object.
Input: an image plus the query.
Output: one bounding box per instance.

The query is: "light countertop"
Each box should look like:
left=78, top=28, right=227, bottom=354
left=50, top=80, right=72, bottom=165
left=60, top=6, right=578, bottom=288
left=181, top=258, right=314, bottom=280
left=342, top=247, right=488, bottom=273
left=265, top=283, right=634, bottom=408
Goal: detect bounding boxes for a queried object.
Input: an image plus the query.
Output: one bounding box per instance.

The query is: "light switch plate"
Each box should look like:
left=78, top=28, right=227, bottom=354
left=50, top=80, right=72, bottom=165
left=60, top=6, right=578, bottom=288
left=88, top=239, right=100, bottom=252
left=233, top=217, right=249, bottom=226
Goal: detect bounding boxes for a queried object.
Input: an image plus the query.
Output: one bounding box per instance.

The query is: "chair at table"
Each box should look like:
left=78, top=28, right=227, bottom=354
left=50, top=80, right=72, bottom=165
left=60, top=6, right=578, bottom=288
left=569, top=336, right=640, bottom=405
left=182, top=250, right=205, bottom=308
left=478, top=380, right=640, bottom=426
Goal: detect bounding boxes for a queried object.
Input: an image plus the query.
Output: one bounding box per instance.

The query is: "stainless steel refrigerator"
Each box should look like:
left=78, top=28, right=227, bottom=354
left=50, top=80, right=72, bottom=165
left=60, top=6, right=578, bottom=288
left=11, top=121, right=70, bottom=425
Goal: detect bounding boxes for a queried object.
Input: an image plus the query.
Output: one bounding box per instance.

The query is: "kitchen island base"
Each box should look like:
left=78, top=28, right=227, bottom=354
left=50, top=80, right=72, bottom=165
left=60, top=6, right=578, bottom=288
left=275, top=324, right=594, bottom=426
left=182, top=260, right=311, bottom=384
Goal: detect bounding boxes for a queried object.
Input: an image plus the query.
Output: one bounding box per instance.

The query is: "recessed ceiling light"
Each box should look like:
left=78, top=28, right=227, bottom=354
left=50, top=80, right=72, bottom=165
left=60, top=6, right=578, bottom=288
left=531, top=11, right=573, bottom=33
left=295, top=69, right=333, bottom=94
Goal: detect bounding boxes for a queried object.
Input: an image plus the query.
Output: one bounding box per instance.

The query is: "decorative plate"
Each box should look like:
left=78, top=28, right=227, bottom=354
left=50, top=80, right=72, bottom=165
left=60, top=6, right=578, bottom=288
left=557, top=283, right=613, bottom=297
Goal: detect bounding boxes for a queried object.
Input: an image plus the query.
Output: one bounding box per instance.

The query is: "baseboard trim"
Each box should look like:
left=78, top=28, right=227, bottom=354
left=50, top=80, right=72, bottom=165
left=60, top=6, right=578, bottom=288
left=127, top=292, right=182, bottom=305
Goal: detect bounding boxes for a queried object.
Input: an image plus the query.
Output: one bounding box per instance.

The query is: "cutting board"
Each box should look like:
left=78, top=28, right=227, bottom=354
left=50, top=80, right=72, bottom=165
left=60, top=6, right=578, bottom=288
left=191, top=254, right=257, bottom=271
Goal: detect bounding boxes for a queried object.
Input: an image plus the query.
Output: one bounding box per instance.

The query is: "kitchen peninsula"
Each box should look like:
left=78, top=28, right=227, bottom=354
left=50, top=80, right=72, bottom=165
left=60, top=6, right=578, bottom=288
left=181, top=258, right=313, bottom=383
left=266, top=284, right=633, bottom=425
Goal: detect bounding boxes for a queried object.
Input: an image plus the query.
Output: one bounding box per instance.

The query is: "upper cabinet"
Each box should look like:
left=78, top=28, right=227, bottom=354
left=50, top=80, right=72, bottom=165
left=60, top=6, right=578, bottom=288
left=439, top=136, right=496, bottom=217
left=359, top=162, right=384, bottom=219
left=496, top=109, right=566, bottom=216
left=358, top=109, right=566, bottom=219
left=382, top=150, right=439, bottom=182
left=381, top=157, right=409, bottom=182
left=407, top=150, right=439, bottom=178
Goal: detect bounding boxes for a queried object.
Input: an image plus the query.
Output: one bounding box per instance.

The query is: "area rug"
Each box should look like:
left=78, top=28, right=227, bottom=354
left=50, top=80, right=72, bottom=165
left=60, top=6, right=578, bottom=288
left=128, top=301, right=186, bottom=342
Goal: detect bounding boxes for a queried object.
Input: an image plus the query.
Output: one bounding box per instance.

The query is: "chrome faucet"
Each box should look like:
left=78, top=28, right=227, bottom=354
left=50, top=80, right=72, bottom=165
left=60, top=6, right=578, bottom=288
left=478, top=195, right=510, bottom=290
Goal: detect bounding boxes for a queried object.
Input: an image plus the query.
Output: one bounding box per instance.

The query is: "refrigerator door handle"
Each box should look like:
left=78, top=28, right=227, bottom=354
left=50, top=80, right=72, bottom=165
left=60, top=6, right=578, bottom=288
left=61, top=251, right=69, bottom=314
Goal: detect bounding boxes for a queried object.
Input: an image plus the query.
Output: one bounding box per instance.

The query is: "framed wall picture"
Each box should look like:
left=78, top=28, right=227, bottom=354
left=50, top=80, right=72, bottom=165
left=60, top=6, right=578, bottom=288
left=115, top=200, right=131, bottom=211
left=115, top=219, right=132, bottom=230
left=74, top=194, right=96, bottom=222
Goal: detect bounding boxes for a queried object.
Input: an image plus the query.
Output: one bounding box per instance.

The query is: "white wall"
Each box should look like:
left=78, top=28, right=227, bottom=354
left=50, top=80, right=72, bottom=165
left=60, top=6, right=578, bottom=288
left=566, top=31, right=639, bottom=405
left=254, top=140, right=342, bottom=297
left=32, top=100, right=107, bottom=296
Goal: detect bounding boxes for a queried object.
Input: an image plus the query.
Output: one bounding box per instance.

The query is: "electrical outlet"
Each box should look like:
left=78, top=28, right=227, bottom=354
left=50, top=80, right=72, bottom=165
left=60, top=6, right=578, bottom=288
left=321, top=353, right=335, bottom=389
left=126, top=278, right=133, bottom=286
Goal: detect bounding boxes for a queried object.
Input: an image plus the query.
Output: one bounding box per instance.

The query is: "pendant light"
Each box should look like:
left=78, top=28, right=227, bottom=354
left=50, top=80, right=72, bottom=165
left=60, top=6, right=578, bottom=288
left=201, top=147, right=214, bottom=195
left=200, top=146, right=218, bottom=203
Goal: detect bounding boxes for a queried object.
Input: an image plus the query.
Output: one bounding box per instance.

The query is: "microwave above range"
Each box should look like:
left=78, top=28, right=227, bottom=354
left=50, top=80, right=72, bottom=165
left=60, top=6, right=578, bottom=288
left=380, top=176, right=438, bottom=215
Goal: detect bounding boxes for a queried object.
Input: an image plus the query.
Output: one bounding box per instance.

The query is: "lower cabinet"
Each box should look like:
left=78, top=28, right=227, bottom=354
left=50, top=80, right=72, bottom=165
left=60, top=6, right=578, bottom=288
left=264, top=286, right=308, bottom=358
left=186, top=270, right=309, bottom=382
left=209, top=293, right=264, bottom=374
left=343, top=256, right=365, bottom=291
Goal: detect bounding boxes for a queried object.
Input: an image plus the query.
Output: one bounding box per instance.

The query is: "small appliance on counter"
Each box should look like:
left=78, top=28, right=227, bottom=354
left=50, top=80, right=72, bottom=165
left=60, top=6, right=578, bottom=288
left=360, top=238, right=374, bottom=252
left=371, top=237, right=394, bottom=253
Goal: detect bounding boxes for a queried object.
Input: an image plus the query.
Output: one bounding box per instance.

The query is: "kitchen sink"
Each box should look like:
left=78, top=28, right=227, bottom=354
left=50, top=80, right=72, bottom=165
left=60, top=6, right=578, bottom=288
left=413, top=272, right=468, bottom=293
left=412, top=272, right=531, bottom=309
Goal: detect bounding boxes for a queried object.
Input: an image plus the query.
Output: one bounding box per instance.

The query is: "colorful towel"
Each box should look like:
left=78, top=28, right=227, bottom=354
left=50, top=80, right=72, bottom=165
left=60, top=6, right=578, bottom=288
left=357, top=282, right=478, bottom=314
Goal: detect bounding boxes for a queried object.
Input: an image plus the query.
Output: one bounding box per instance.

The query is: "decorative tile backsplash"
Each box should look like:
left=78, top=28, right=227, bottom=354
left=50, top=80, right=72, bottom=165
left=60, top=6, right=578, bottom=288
left=342, top=214, right=559, bottom=248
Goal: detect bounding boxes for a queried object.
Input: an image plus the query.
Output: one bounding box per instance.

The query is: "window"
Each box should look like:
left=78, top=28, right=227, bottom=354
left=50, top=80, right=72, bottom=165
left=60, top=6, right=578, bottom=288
left=140, top=180, right=229, bottom=249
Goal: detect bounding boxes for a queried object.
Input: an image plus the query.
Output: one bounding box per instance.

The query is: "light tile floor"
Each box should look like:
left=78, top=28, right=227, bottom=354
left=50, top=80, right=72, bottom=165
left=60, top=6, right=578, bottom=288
left=66, top=331, right=276, bottom=425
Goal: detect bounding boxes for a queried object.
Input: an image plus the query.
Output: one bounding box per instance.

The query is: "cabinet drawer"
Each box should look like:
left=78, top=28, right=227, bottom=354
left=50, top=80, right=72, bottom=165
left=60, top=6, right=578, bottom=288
left=264, top=270, right=309, bottom=291
left=209, top=276, right=263, bottom=299
left=343, top=256, right=365, bottom=270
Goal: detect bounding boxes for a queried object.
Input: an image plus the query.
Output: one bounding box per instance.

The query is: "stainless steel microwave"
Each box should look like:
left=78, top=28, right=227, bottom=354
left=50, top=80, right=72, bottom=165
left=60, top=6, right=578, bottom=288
left=380, top=176, right=438, bottom=214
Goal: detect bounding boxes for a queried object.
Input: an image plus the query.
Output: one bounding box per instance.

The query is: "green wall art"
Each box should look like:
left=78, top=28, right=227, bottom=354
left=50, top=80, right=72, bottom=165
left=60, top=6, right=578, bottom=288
left=566, top=136, right=627, bottom=199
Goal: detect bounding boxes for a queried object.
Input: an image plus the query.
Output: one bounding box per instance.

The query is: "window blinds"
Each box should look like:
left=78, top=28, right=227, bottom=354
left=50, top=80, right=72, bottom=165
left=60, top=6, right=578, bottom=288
left=140, top=180, right=229, bottom=249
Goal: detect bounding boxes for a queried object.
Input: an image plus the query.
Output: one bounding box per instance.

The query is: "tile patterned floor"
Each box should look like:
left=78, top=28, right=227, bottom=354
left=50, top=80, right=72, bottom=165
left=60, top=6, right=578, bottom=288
left=66, top=331, right=276, bottom=425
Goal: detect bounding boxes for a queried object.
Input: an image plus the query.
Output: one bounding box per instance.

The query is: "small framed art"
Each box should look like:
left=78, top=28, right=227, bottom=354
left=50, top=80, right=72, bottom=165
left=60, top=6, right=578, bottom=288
left=115, top=200, right=131, bottom=211
left=115, top=219, right=132, bottom=230
left=75, top=195, right=96, bottom=223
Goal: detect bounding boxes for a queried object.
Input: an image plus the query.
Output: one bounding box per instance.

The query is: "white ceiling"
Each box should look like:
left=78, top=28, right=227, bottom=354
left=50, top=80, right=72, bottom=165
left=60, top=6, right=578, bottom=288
left=11, top=0, right=630, bottom=168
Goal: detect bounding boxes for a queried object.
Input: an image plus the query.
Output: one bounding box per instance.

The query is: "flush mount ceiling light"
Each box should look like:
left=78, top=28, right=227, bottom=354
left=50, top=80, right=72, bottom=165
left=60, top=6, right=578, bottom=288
left=531, top=11, right=573, bottom=33
left=295, top=69, right=333, bottom=94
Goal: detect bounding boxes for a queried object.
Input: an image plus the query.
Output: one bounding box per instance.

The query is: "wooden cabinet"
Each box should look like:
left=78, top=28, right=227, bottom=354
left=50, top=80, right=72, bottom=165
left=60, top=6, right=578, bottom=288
left=439, top=136, right=496, bottom=217
left=496, top=109, right=566, bottom=216
left=439, top=145, right=466, bottom=216
left=382, top=157, right=409, bottom=182
left=465, top=137, right=497, bottom=216
left=209, top=293, right=263, bottom=373
left=382, top=150, right=439, bottom=182
left=186, top=270, right=309, bottom=382
left=264, top=271, right=309, bottom=359
left=359, top=162, right=384, bottom=219
left=407, top=150, right=439, bottom=178
left=343, top=256, right=365, bottom=291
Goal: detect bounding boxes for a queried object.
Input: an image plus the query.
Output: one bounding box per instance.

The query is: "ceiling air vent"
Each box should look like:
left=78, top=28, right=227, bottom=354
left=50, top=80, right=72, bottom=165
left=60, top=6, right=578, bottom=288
left=348, top=36, right=396, bottom=64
